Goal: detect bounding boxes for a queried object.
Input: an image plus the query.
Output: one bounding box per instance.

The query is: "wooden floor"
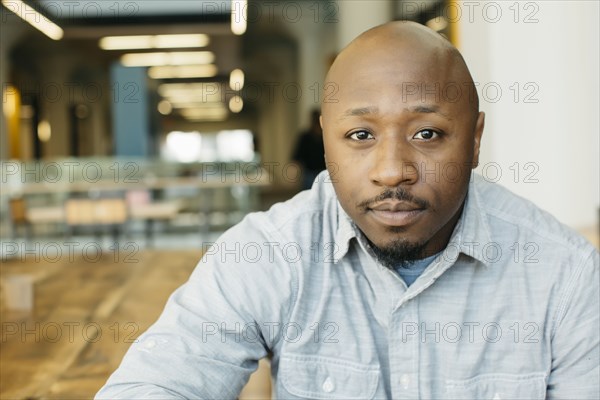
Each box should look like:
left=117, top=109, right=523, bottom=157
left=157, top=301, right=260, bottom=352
left=0, top=249, right=271, bottom=399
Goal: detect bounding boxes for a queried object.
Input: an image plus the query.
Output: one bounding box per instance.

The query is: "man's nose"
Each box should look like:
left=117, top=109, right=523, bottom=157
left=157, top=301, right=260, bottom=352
left=368, top=137, right=418, bottom=187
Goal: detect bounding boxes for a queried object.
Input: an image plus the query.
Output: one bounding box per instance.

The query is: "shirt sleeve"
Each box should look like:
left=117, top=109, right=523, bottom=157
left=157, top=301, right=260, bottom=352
left=95, top=217, right=296, bottom=399
left=546, top=248, right=600, bottom=399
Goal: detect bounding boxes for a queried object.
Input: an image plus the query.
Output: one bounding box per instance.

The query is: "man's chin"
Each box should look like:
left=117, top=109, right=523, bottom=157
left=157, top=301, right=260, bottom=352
left=368, top=238, right=429, bottom=270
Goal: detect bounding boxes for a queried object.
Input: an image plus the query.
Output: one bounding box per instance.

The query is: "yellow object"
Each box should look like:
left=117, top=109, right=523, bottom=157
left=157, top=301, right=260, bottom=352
left=447, top=0, right=460, bottom=47
left=3, top=84, right=21, bottom=158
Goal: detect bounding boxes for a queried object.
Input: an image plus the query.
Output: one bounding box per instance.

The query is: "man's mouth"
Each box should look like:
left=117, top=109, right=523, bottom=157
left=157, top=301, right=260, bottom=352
left=368, top=201, right=425, bottom=227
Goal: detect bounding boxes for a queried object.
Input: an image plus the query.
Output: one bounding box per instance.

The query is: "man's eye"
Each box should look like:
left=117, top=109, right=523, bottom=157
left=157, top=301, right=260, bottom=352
left=413, top=129, right=439, bottom=140
left=348, top=130, right=373, bottom=141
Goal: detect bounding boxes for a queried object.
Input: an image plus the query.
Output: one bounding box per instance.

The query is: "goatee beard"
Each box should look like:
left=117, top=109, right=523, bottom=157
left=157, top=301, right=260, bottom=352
left=368, top=238, right=429, bottom=270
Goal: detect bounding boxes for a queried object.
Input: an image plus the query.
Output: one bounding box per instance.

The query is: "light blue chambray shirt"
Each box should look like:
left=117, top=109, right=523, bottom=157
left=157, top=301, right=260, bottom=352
left=97, top=172, right=599, bottom=399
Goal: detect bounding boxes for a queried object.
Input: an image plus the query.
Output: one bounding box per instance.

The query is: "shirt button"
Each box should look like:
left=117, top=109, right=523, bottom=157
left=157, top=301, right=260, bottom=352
left=400, top=374, right=410, bottom=389
left=322, top=377, right=335, bottom=393
left=144, top=339, right=156, bottom=349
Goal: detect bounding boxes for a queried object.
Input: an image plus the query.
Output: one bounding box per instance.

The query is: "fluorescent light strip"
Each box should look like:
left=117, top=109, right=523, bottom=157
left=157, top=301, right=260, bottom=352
left=100, top=35, right=153, bottom=50
left=121, top=51, right=215, bottom=67
left=164, top=96, right=223, bottom=105
left=100, top=34, right=210, bottom=50
left=170, top=101, right=224, bottom=109
left=158, top=83, right=222, bottom=98
left=166, top=95, right=224, bottom=105
left=155, top=34, right=209, bottom=48
left=231, top=0, right=247, bottom=35
left=2, top=0, right=63, bottom=40
left=180, top=107, right=228, bottom=121
left=148, top=64, right=218, bottom=79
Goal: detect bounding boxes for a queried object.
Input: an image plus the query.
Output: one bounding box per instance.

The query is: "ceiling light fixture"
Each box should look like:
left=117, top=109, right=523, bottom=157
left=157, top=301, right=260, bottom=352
left=37, top=120, right=52, bottom=142
left=180, top=106, right=228, bottom=121
left=157, top=100, right=173, bottom=115
left=158, top=83, right=223, bottom=101
left=148, top=64, right=218, bottom=79
left=2, top=0, right=63, bottom=40
left=229, top=96, right=243, bottom=113
left=168, top=101, right=224, bottom=109
left=231, top=1, right=247, bottom=35
left=121, top=51, right=215, bottom=67
left=99, top=34, right=210, bottom=50
left=229, top=69, right=245, bottom=90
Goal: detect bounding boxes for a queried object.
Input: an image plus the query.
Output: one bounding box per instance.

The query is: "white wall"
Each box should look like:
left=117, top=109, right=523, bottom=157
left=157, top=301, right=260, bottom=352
left=458, top=0, right=599, bottom=229
left=337, top=0, right=392, bottom=50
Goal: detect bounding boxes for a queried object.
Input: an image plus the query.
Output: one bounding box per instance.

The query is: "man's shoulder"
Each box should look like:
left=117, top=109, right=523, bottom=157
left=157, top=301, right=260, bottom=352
left=472, top=174, right=596, bottom=259
left=231, top=171, right=337, bottom=243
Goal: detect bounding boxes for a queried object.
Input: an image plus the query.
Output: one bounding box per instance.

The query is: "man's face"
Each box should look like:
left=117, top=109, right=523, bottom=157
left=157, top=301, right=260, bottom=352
left=322, top=42, right=484, bottom=261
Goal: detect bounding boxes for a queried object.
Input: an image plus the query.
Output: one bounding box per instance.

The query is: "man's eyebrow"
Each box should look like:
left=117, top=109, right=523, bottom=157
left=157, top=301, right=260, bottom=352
left=339, top=105, right=453, bottom=121
left=406, top=105, right=452, bottom=120
left=339, top=106, right=379, bottom=120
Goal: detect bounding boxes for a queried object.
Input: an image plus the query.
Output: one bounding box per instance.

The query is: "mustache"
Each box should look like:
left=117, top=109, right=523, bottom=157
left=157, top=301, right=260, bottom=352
left=358, top=187, right=430, bottom=211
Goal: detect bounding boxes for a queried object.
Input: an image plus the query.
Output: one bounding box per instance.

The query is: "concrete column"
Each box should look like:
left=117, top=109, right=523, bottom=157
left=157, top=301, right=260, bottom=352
left=110, top=64, right=150, bottom=157
left=39, top=59, right=70, bottom=158
left=283, top=2, right=338, bottom=128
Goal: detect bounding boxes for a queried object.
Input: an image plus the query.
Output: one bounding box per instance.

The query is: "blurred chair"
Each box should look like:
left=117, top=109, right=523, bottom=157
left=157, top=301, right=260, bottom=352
left=9, top=198, right=31, bottom=239
left=125, top=190, right=183, bottom=247
left=11, top=196, right=68, bottom=238
left=25, top=206, right=66, bottom=235
left=64, top=199, right=96, bottom=226
left=64, top=198, right=128, bottom=242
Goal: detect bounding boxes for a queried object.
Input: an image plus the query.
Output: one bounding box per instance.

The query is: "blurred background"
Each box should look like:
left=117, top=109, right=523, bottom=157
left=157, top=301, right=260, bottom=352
left=0, top=1, right=598, bottom=398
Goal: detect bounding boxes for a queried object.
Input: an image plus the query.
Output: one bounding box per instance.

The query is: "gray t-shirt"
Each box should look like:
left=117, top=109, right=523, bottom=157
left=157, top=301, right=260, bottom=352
left=395, top=252, right=441, bottom=286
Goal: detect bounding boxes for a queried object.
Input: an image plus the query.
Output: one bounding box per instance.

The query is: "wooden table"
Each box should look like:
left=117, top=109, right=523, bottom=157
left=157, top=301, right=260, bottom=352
left=0, top=250, right=271, bottom=399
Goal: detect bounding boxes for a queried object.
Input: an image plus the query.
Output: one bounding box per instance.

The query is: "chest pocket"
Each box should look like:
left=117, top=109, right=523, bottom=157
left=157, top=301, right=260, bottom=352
left=445, top=372, right=547, bottom=400
left=279, top=354, right=380, bottom=399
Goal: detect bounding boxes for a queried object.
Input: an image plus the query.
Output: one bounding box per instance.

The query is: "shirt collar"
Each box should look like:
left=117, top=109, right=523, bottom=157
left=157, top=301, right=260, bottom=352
left=447, top=173, right=493, bottom=266
left=332, top=200, right=357, bottom=263
left=331, top=172, right=493, bottom=266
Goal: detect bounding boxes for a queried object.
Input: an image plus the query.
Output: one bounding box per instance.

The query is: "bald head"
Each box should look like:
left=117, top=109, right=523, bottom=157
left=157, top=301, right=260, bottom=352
left=324, top=21, right=479, bottom=121
left=349, top=20, right=455, bottom=50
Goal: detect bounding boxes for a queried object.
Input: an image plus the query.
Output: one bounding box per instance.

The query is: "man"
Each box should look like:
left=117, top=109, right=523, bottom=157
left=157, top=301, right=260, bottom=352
left=97, top=22, right=599, bottom=399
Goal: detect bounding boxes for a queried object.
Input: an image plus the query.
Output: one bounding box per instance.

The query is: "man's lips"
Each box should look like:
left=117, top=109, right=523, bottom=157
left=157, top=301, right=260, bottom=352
left=369, top=201, right=423, bottom=212
left=367, top=201, right=425, bottom=227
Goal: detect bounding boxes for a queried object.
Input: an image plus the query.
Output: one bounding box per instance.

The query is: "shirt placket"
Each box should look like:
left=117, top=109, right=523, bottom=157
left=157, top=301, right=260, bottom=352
left=389, top=291, right=420, bottom=399
left=351, top=228, right=461, bottom=399
left=389, top=254, right=459, bottom=399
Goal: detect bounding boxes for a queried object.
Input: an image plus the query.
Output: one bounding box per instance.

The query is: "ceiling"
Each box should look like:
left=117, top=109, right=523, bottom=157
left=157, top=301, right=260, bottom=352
left=23, top=0, right=234, bottom=37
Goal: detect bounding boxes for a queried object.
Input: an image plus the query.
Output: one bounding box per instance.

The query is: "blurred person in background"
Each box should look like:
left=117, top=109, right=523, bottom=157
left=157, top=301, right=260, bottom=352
left=292, top=108, right=326, bottom=190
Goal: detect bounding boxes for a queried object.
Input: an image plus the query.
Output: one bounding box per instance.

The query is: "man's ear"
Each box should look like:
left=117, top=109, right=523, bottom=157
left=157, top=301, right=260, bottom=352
left=321, top=115, right=327, bottom=164
left=472, top=112, right=485, bottom=168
